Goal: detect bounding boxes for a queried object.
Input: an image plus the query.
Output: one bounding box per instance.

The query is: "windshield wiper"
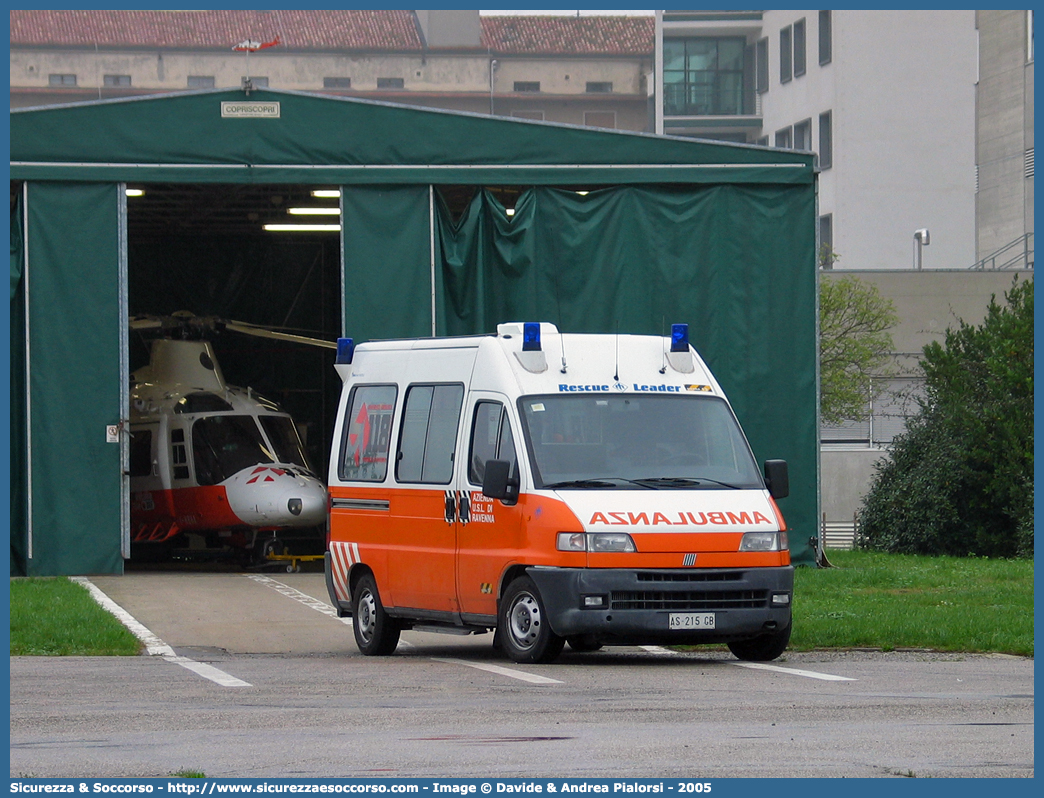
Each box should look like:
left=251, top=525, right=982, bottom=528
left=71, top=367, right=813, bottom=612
left=543, top=477, right=654, bottom=490
left=632, top=477, right=743, bottom=490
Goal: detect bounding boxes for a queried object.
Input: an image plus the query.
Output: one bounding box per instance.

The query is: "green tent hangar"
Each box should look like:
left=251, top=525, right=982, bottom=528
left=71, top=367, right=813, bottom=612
left=10, top=88, right=819, bottom=576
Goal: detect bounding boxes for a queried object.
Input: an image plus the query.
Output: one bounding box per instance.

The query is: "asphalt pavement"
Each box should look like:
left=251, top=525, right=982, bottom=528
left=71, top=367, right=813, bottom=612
left=8, top=565, right=1035, bottom=779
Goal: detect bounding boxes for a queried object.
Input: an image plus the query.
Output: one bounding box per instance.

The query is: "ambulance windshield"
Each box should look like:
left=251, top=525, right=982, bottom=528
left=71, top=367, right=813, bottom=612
left=518, top=394, right=763, bottom=490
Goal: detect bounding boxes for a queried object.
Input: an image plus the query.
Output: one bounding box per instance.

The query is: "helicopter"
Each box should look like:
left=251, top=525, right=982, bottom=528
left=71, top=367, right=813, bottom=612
left=128, top=312, right=335, bottom=566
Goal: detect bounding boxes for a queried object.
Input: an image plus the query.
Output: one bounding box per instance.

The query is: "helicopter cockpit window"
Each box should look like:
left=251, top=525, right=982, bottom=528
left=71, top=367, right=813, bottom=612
left=259, top=415, right=312, bottom=471
left=175, top=392, right=234, bottom=414
left=192, top=415, right=275, bottom=486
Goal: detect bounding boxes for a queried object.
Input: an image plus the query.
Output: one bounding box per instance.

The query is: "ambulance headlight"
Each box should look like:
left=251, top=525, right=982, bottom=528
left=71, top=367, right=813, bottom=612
left=588, top=533, right=637, bottom=553
left=557, top=532, right=587, bottom=552
left=556, top=533, right=637, bottom=552
left=739, top=531, right=787, bottom=552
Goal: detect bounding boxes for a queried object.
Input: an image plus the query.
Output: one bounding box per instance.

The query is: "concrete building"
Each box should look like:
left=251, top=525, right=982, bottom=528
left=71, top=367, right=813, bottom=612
left=975, top=10, right=1034, bottom=269
left=9, top=9, right=655, bottom=131
left=819, top=268, right=1033, bottom=529
left=655, top=9, right=979, bottom=274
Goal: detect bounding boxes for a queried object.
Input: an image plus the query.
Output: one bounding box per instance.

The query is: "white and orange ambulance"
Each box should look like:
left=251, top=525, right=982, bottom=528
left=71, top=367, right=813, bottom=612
left=325, top=322, right=793, bottom=664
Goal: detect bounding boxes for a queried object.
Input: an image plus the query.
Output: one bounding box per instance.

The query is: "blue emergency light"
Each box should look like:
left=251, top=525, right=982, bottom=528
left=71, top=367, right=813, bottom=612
left=522, top=322, right=542, bottom=351
left=670, top=323, right=689, bottom=353
left=336, top=337, right=355, bottom=364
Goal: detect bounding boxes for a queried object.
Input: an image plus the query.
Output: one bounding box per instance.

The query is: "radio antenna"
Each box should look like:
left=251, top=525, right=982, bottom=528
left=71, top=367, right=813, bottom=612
left=614, top=320, right=620, bottom=381
left=550, top=229, right=568, bottom=373
left=659, top=315, right=668, bottom=373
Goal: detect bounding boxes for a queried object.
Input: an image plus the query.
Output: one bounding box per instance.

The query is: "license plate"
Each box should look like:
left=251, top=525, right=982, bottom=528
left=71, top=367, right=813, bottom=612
left=669, top=612, right=716, bottom=630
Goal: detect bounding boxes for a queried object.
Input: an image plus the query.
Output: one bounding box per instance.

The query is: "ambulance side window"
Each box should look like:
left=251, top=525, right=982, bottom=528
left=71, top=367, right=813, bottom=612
left=396, top=384, right=465, bottom=484
left=339, top=384, right=397, bottom=482
left=468, top=402, right=518, bottom=486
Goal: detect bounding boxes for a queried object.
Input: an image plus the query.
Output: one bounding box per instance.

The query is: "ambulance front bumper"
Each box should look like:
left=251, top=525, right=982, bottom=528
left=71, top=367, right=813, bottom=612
left=526, top=565, right=793, bottom=645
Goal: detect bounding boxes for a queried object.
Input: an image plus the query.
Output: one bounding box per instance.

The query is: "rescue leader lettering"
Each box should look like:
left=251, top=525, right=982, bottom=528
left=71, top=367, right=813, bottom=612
left=588, top=510, right=773, bottom=526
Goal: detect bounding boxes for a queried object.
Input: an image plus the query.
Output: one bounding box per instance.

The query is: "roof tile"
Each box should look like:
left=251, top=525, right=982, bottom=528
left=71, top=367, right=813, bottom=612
left=9, top=10, right=653, bottom=55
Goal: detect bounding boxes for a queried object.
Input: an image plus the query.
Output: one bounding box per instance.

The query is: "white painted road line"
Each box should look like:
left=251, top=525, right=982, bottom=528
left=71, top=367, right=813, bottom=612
left=641, top=645, right=679, bottom=655
left=72, top=576, right=252, bottom=688
left=165, top=656, right=252, bottom=687
left=431, top=657, right=564, bottom=685
left=245, top=574, right=352, bottom=625
left=245, top=573, right=414, bottom=649
left=72, top=576, right=174, bottom=657
left=731, top=661, right=857, bottom=681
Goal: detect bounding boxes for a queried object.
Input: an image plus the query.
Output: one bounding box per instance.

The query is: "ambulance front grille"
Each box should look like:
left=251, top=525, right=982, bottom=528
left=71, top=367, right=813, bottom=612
left=635, top=570, right=747, bottom=583
left=610, top=589, right=768, bottom=611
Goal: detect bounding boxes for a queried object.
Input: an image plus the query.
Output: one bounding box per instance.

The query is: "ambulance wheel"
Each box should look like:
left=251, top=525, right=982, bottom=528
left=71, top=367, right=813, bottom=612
left=727, top=622, right=792, bottom=662
left=499, top=576, right=564, bottom=664
left=352, top=574, right=400, bottom=656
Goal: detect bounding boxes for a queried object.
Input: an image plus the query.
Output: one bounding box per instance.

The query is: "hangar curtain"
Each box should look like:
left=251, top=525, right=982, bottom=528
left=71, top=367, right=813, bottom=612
left=342, top=183, right=818, bottom=565
left=18, top=183, right=125, bottom=575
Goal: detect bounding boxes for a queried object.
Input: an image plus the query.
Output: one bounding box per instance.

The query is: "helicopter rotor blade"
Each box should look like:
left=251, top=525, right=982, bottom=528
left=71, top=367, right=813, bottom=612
left=129, top=315, right=165, bottom=330
left=223, top=321, right=337, bottom=350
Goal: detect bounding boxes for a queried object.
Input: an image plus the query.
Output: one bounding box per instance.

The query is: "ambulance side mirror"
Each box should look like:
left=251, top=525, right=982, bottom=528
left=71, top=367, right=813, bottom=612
left=764, top=459, right=789, bottom=500
left=482, top=459, right=519, bottom=505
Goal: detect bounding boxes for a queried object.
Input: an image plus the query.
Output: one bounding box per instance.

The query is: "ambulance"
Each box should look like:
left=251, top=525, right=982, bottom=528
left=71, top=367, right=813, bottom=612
left=325, top=322, right=793, bottom=664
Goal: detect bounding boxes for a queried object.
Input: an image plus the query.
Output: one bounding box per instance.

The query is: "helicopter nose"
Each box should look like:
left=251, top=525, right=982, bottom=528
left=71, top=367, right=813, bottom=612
left=224, top=465, right=328, bottom=528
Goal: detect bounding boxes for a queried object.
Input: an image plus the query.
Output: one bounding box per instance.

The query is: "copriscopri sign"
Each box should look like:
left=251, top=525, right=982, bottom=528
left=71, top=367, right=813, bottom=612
left=221, top=101, right=280, bottom=118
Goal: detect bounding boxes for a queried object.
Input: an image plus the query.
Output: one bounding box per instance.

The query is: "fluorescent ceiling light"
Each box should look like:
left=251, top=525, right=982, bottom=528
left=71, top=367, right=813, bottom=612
left=263, top=223, right=342, bottom=232
left=125, top=188, right=145, bottom=197
left=287, top=207, right=341, bottom=215
left=311, top=189, right=341, bottom=198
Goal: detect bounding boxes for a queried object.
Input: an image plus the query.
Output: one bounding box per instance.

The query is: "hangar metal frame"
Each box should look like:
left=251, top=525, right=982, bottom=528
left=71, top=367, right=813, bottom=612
left=10, top=88, right=819, bottom=575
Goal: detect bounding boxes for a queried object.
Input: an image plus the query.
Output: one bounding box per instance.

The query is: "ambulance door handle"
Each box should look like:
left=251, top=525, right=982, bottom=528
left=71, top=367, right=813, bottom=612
left=444, top=491, right=457, bottom=524
left=458, top=492, right=470, bottom=524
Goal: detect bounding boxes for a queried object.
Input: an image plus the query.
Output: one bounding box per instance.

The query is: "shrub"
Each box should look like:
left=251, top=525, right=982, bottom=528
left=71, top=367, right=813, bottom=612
left=858, top=279, right=1033, bottom=558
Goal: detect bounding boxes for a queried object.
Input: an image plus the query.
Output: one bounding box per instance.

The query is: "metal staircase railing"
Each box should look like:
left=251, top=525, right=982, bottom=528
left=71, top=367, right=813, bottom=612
left=970, top=232, right=1034, bottom=270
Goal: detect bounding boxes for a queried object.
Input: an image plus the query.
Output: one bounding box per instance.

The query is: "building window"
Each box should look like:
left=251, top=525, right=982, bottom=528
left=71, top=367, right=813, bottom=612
left=819, top=110, right=833, bottom=169
left=48, top=73, right=77, bottom=86
left=584, top=111, right=616, bottom=129
left=663, top=37, right=748, bottom=116
left=819, top=11, right=832, bottom=65
left=819, top=214, right=834, bottom=268
left=376, top=77, right=404, bottom=89
left=324, top=77, right=352, bottom=89
left=780, top=26, right=793, bottom=83
left=513, top=81, right=541, bottom=92
left=755, top=37, right=769, bottom=93
left=1029, top=10, right=1034, bottom=63
left=794, top=118, right=812, bottom=151
left=511, top=110, right=544, bottom=121
left=242, top=76, right=269, bottom=88
left=757, top=135, right=769, bottom=147
left=775, top=126, right=793, bottom=149
left=187, top=75, right=215, bottom=89
left=586, top=81, right=613, bottom=93
left=103, top=74, right=131, bottom=87
left=794, top=18, right=807, bottom=76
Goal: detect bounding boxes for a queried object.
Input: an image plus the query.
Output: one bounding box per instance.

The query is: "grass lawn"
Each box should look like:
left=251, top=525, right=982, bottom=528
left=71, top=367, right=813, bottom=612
left=791, top=549, right=1033, bottom=656
left=10, top=577, right=141, bottom=656
left=9, top=552, right=1034, bottom=657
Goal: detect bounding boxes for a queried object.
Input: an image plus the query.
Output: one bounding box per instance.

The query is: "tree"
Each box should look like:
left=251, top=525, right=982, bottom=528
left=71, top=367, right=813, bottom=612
left=819, top=274, right=899, bottom=425
left=858, top=278, right=1033, bottom=558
